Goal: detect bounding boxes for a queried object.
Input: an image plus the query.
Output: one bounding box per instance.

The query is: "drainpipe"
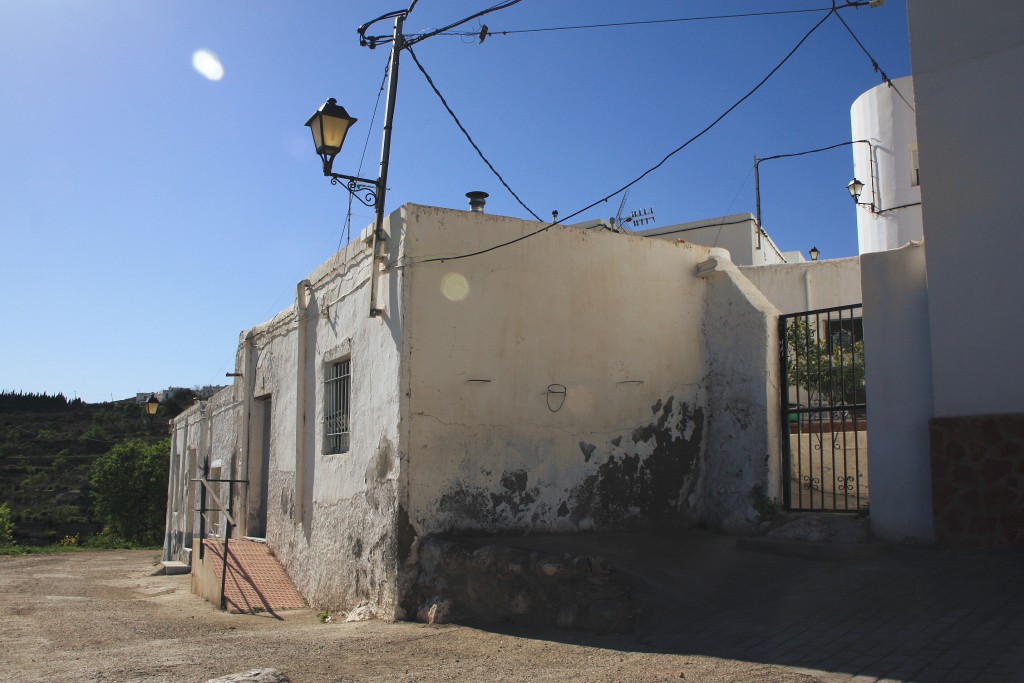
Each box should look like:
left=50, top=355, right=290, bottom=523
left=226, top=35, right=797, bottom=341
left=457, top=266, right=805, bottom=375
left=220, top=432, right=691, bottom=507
left=238, top=332, right=255, bottom=538
left=294, top=280, right=311, bottom=523
left=804, top=268, right=813, bottom=310
left=162, top=427, right=177, bottom=562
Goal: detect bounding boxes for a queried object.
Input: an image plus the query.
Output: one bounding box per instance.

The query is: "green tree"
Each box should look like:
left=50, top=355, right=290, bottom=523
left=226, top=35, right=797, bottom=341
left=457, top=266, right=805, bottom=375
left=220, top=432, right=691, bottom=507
left=785, top=317, right=865, bottom=407
left=0, top=502, right=15, bottom=547
left=89, top=438, right=169, bottom=546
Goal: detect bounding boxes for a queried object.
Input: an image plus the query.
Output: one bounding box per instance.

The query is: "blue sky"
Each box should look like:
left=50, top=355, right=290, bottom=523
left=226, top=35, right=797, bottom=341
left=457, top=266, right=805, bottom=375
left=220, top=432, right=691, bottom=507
left=0, top=1, right=911, bottom=403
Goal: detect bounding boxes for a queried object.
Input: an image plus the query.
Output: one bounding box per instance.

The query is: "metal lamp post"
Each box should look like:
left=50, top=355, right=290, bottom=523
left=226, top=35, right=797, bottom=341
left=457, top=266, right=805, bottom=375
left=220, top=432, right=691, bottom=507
left=307, top=10, right=407, bottom=318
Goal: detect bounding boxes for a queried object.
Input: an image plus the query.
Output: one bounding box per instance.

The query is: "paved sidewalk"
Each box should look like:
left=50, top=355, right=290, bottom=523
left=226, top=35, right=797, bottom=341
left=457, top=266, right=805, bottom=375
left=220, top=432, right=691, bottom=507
left=490, top=529, right=1024, bottom=683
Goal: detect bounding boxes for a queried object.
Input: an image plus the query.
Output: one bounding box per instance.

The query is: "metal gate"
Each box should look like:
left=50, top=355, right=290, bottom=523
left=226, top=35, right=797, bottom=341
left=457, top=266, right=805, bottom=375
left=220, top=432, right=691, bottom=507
left=779, top=304, right=867, bottom=512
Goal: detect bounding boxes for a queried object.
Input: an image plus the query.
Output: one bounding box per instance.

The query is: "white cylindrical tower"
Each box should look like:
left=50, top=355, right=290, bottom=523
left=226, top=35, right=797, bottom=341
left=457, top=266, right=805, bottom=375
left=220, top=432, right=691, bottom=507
left=850, top=75, right=923, bottom=254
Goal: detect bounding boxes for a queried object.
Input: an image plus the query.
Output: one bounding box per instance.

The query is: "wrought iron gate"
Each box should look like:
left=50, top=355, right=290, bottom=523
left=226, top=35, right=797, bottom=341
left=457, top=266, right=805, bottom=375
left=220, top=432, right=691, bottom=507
left=779, top=304, right=867, bottom=512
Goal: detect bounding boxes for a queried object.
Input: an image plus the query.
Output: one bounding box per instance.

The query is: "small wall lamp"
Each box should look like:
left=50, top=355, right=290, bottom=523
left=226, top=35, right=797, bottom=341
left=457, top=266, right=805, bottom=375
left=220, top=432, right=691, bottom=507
left=809, top=246, right=820, bottom=261
left=847, top=178, right=866, bottom=204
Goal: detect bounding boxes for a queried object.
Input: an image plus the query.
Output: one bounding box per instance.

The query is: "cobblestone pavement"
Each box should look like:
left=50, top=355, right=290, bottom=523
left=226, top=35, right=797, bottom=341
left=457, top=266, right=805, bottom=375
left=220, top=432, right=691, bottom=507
left=494, top=529, right=1024, bottom=683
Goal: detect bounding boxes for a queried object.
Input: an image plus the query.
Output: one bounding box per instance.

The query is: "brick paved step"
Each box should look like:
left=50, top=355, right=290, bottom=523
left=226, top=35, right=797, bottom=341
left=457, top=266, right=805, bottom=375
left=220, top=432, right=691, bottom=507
left=198, top=539, right=306, bottom=614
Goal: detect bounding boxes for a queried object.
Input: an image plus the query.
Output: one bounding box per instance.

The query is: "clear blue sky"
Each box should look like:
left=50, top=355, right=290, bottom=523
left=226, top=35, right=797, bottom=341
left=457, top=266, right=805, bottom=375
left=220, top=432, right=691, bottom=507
left=0, top=1, right=911, bottom=403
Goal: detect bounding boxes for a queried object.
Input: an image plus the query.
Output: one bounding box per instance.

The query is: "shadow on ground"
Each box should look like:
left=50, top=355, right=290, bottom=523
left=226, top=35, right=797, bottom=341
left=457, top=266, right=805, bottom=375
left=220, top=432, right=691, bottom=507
left=447, top=529, right=1024, bottom=683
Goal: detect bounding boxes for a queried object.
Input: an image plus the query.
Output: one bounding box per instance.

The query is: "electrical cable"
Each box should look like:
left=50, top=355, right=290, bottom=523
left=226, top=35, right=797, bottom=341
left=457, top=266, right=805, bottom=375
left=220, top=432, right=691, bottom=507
left=340, top=61, right=391, bottom=251
left=416, top=8, right=836, bottom=265
left=832, top=10, right=915, bottom=112
left=414, top=6, right=844, bottom=39
left=402, top=0, right=524, bottom=48
left=758, top=139, right=870, bottom=164
left=406, top=44, right=542, bottom=221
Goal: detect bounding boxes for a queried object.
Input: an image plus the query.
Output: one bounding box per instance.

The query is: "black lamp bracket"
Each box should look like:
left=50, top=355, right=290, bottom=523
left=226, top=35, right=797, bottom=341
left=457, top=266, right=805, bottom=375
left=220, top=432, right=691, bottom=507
left=327, top=172, right=379, bottom=208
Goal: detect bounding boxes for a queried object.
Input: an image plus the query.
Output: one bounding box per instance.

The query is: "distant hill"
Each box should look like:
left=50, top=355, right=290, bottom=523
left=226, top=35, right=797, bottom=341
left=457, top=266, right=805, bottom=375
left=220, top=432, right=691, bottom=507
left=0, top=390, right=193, bottom=546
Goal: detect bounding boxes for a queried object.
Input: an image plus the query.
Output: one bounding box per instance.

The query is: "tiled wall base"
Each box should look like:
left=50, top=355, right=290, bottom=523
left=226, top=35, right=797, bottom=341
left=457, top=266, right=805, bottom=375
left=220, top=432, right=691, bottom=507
left=930, top=413, right=1024, bottom=546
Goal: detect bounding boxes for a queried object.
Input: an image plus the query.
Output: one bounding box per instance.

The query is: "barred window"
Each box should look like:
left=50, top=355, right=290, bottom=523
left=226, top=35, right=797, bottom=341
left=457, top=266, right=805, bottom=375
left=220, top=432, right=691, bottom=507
left=325, top=359, right=351, bottom=453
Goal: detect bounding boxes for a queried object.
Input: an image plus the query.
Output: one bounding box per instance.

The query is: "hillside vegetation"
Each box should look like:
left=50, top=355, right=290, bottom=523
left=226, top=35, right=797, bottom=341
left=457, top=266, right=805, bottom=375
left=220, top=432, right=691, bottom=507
left=0, top=390, right=193, bottom=546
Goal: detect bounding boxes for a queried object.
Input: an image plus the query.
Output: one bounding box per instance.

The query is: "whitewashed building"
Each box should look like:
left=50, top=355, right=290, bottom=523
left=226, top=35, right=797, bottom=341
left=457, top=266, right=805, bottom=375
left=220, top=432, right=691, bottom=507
left=164, top=203, right=802, bottom=616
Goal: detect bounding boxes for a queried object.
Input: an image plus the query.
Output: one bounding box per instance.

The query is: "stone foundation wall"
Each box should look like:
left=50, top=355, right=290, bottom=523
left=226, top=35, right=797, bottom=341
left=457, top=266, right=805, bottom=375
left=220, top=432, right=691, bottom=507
left=930, top=413, right=1024, bottom=546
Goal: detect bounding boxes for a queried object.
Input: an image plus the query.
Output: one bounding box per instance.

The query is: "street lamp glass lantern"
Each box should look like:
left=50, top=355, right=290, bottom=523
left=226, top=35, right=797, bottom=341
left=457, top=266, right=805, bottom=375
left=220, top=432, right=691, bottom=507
left=145, top=394, right=160, bottom=416
left=305, top=98, right=358, bottom=161
left=809, top=246, right=820, bottom=261
left=847, top=178, right=865, bottom=203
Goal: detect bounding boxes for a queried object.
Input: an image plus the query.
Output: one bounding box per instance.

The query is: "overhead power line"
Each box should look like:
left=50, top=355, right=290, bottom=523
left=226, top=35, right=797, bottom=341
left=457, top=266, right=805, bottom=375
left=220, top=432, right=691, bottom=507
left=402, top=0, right=525, bottom=48
left=416, top=7, right=837, bottom=265
left=408, top=3, right=869, bottom=40
left=832, top=10, right=915, bottom=112
left=406, top=44, right=542, bottom=221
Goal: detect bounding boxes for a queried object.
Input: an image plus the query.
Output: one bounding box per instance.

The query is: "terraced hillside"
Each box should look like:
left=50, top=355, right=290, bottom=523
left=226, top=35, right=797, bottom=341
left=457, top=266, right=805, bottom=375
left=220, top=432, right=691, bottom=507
left=0, top=392, right=177, bottom=546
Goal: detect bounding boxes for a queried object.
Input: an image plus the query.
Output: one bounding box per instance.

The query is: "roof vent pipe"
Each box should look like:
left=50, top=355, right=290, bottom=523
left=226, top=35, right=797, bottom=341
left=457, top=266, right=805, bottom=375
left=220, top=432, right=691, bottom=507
left=466, top=191, right=489, bottom=213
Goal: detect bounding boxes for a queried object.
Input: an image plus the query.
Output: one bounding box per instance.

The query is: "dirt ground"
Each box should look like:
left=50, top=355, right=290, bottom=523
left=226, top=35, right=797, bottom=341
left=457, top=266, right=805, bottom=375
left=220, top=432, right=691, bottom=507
left=0, top=550, right=826, bottom=683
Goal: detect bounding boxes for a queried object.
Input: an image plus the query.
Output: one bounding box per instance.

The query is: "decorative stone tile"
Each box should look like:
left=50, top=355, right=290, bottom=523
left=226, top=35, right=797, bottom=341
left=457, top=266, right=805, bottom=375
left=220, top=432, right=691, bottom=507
left=930, top=413, right=1024, bottom=547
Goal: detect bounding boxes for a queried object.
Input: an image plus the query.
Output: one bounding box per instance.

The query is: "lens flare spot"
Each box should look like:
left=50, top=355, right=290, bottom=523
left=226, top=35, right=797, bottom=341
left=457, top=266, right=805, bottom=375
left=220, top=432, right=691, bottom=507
left=441, top=273, right=470, bottom=302
left=192, top=49, right=224, bottom=81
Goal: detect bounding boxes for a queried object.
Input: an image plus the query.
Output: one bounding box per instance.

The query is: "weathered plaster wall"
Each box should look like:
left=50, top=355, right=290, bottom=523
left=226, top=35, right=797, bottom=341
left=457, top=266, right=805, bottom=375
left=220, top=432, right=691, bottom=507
left=699, top=252, right=784, bottom=531
left=861, top=241, right=934, bottom=542
left=908, top=0, right=1024, bottom=417
left=739, top=256, right=862, bottom=315
left=243, top=212, right=407, bottom=617
left=162, top=386, right=241, bottom=564
left=402, top=205, right=710, bottom=536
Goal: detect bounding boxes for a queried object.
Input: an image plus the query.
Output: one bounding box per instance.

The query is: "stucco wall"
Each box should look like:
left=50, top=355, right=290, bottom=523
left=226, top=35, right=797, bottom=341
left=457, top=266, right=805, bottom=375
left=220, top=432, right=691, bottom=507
left=638, top=213, right=787, bottom=266
left=739, top=256, right=862, bottom=315
left=162, top=386, right=241, bottom=564
left=851, top=75, right=923, bottom=254
left=212, top=212, right=409, bottom=617
left=908, top=0, right=1024, bottom=417
left=401, top=205, right=710, bottom=535
left=699, top=253, right=784, bottom=530
left=861, top=241, right=934, bottom=542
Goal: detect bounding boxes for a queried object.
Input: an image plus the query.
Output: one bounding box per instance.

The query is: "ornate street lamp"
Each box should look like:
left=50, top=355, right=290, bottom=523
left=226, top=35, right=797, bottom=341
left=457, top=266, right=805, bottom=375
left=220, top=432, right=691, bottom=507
left=809, top=246, right=820, bottom=261
left=307, top=10, right=408, bottom=318
left=145, top=394, right=160, bottom=416
left=306, top=99, right=359, bottom=175
left=847, top=178, right=866, bottom=204
left=305, top=98, right=380, bottom=213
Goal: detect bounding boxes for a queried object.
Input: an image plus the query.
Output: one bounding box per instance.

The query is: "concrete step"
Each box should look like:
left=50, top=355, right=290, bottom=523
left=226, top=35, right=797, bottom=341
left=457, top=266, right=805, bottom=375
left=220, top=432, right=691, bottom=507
left=160, top=560, right=191, bottom=575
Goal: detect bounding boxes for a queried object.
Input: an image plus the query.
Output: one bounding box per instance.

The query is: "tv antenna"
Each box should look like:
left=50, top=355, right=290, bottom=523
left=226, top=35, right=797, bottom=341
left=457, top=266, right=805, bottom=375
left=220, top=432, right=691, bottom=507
left=611, top=190, right=656, bottom=231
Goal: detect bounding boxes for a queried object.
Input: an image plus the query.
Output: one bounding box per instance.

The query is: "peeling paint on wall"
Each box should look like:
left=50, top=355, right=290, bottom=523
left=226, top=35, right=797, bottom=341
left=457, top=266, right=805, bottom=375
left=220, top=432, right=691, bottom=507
left=431, top=396, right=706, bottom=534
left=560, top=397, right=705, bottom=528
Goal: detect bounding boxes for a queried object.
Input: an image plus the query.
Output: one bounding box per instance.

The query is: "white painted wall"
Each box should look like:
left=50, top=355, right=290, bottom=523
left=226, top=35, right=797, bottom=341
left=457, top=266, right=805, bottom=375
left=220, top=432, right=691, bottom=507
left=699, top=252, right=784, bottom=531
left=861, top=241, right=934, bottom=541
left=739, top=256, right=862, bottom=315
left=162, top=386, right=241, bottom=564
left=638, top=214, right=788, bottom=266
left=851, top=76, right=924, bottom=254
left=249, top=213, right=408, bottom=616
left=909, top=0, right=1024, bottom=417
left=402, top=205, right=711, bottom=534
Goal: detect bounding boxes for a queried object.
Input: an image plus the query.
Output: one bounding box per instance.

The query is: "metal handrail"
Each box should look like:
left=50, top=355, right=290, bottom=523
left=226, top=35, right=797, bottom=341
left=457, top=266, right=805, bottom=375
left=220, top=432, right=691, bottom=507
left=192, top=469, right=248, bottom=610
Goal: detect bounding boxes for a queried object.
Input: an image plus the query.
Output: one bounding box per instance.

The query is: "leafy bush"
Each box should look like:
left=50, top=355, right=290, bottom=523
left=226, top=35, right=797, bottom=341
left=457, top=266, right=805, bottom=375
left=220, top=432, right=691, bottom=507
left=90, top=438, right=169, bottom=546
left=0, top=502, right=15, bottom=547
